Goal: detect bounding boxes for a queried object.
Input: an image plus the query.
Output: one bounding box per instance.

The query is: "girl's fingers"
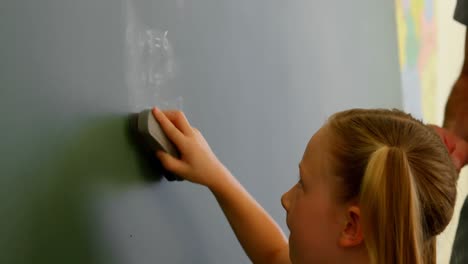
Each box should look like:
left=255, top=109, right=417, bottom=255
left=157, top=151, right=189, bottom=176
left=154, top=109, right=194, bottom=136
left=152, top=108, right=186, bottom=146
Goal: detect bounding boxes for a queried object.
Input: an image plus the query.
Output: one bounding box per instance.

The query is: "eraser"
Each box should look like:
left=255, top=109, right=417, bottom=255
left=135, top=109, right=182, bottom=181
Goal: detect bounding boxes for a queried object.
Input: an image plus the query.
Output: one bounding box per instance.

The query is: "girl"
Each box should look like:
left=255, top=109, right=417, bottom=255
left=152, top=107, right=458, bottom=264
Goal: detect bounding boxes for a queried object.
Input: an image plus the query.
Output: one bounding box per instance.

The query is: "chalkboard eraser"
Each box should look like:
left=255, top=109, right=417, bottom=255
left=135, top=109, right=183, bottom=181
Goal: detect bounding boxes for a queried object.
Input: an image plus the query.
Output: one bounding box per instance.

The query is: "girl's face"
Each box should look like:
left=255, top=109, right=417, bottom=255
left=281, top=125, right=348, bottom=263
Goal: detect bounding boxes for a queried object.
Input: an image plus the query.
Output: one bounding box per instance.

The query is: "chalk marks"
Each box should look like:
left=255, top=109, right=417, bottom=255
left=139, top=29, right=173, bottom=91
left=125, top=0, right=182, bottom=111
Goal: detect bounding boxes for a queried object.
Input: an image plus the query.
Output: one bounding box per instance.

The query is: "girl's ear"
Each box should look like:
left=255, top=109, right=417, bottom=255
left=338, top=206, right=364, bottom=247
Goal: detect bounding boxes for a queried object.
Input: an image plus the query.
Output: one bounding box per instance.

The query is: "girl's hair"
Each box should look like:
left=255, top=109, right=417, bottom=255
left=328, top=109, right=458, bottom=264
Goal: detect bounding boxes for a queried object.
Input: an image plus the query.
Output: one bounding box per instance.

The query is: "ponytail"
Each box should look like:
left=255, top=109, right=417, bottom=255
left=360, top=146, right=425, bottom=264
left=424, top=237, right=437, bottom=264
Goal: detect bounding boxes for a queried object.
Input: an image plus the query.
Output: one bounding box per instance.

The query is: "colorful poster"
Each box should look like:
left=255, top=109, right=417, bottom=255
left=395, top=0, right=437, bottom=121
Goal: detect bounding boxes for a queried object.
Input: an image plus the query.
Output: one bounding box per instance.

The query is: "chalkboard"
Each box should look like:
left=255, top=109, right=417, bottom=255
left=0, top=0, right=401, bottom=263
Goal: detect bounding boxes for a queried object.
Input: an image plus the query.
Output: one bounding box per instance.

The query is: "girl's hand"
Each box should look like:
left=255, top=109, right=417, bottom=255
left=430, top=124, right=468, bottom=172
left=152, top=107, right=230, bottom=188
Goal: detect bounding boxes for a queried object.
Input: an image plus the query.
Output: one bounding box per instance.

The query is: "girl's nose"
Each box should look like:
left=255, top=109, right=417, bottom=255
left=281, top=189, right=291, bottom=212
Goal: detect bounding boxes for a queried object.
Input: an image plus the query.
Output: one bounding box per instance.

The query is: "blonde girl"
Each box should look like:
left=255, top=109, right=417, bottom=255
left=152, top=107, right=458, bottom=264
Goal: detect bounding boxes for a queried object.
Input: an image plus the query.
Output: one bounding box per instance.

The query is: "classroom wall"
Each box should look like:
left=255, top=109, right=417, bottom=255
left=0, top=1, right=401, bottom=263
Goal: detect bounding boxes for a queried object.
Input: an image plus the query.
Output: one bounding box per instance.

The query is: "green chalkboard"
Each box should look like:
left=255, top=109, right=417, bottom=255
left=0, top=0, right=402, bottom=263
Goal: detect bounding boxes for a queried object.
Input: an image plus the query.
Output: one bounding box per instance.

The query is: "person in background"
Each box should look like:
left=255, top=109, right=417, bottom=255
left=441, top=0, right=468, bottom=263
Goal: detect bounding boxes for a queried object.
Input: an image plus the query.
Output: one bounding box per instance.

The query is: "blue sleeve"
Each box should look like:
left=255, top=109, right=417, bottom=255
left=455, top=0, right=468, bottom=26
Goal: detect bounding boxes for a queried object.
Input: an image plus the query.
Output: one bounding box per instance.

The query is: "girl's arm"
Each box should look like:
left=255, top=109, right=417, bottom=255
left=152, top=108, right=290, bottom=264
left=209, top=168, right=290, bottom=264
